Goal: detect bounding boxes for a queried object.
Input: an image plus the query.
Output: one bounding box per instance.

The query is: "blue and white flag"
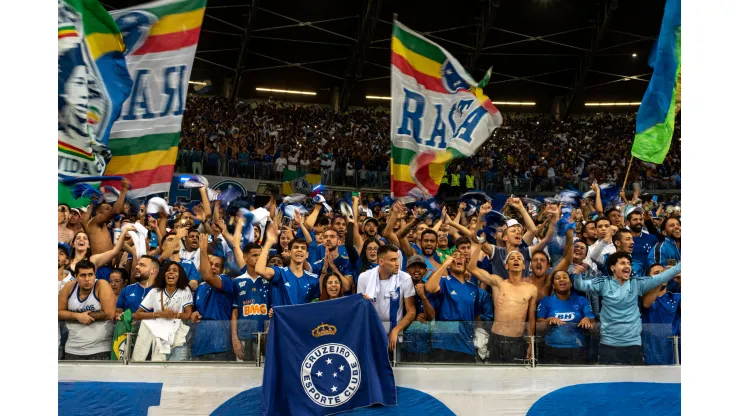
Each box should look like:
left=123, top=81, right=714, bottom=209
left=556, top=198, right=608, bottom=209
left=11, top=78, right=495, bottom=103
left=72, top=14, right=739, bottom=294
left=262, top=295, right=397, bottom=415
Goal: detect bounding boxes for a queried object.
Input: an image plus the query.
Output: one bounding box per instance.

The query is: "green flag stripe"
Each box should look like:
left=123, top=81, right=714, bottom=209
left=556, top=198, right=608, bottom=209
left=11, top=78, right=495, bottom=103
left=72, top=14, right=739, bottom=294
left=108, top=132, right=180, bottom=156
left=146, top=0, right=207, bottom=18
left=64, top=0, right=121, bottom=35
left=392, top=24, right=446, bottom=64
left=391, top=145, right=416, bottom=165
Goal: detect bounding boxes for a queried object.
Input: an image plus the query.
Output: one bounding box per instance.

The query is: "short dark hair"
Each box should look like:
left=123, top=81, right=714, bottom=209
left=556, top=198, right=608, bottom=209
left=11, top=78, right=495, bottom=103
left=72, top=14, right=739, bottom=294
left=244, top=242, right=262, bottom=253
left=605, top=207, right=620, bottom=217
left=595, top=216, right=611, bottom=226
left=531, top=250, right=550, bottom=265
left=74, top=259, right=96, bottom=275
left=377, top=244, right=398, bottom=258
left=420, top=229, right=438, bottom=241
left=584, top=220, right=596, bottom=229
left=58, top=203, right=71, bottom=211
left=646, top=263, right=664, bottom=275
left=661, top=216, right=681, bottom=233
left=455, top=236, right=472, bottom=247
left=187, top=227, right=200, bottom=235
left=288, top=237, right=308, bottom=250
left=161, top=231, right=177, bottom=246
left=614, top=228, right=632, bottom=245
left=317, top=216, right=331, bottom=227
left=605, top=252, right=632, bottom=274
left=140, top=255, right=161, bottom=270
left=332, top=216, right=346, bottom=225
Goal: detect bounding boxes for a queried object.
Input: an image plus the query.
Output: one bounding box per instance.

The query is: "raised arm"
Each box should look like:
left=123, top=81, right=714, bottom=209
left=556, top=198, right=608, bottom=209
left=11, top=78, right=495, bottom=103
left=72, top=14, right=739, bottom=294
left=591, top=182, right=603, bottom=215
left=89, top=179, right=130, bottom=226
left=466, top=245, right=503, bottom=288
left=551, top=228, right=575, bottom=276
left=90, top=224, right=136, bottom=267
left=198, top=187, right=212, bottom=220
left=425, top=255, right=454, bottom=294
left=304, top=204, right=321, bottom=231
left=294, top=210, right=313, bottom=246
left=232, top=217, right=246, bottom=270
left=509, top=198, right=538, bottom=244
left=636, top=263, right=682, bottom=295
left=351, top=196, right=364, bottom=251
left=254, top=221, right=278, bottom=280
left=198, top=234, right=222, bottom=289
left=530, top=206, right=559, bottom=253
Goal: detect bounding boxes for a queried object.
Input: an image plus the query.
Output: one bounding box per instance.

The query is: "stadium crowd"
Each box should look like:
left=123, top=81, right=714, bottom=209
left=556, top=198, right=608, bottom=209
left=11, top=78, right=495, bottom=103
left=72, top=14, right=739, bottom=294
left=58, top=171, right=681, bottom=365
left=175, top=96, right=681, bottom=193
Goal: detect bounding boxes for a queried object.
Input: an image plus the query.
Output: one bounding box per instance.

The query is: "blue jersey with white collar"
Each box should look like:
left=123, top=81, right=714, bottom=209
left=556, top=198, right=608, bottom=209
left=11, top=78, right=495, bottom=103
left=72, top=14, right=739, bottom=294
left=632, top=232, right=658, bottom=276
left=192, top=275, right=235, bottom=357
left=432, top=275, right=481, bottom=356
left=116, top=283, right=152, bottom=313
left=641, top=292, right=681, bottom=365
left=269, top=266, right=320, bottom=307
left=233, top=272, right=272, bottom=340
left=536, top=293, right=595, bottom=348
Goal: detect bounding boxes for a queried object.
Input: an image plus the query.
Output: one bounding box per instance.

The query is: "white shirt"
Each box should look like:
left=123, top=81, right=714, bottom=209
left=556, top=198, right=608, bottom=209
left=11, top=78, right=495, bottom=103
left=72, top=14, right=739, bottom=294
left=139, top=288, right=194, bottom=313
left=357, top=271, right=414, bottom=332
left=58, top=271, right=74, bottom=293
left=275, top=157, right=287, bottom=172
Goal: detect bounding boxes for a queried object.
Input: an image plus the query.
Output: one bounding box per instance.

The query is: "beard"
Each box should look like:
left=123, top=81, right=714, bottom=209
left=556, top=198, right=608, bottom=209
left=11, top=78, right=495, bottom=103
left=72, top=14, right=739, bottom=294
left=631, top=223, right=643, bottom=233
left=135, top=272, right=149, bottom=282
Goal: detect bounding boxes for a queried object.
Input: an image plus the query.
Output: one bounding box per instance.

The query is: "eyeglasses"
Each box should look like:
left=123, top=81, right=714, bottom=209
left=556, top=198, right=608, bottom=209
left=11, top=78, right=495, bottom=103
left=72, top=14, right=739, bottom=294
left=366, top=247, right=378, bottom=252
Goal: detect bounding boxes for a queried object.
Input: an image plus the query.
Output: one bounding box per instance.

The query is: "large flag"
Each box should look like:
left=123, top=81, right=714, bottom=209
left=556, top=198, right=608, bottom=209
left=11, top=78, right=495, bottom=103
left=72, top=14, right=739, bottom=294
left=390, top=20, right=502, bottom=199
left=262, top=295, right=397, bottom=415
left=58, top=0, right=133, bottom=207
left=631, top=0, right=681, bottom=164
left=103, top=0, right=207, bottom=198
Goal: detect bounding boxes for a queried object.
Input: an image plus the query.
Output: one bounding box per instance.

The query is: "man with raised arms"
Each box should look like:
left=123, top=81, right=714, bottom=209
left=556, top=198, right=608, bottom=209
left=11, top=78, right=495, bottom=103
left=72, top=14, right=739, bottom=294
left=467, top=246, right=538, bottom=363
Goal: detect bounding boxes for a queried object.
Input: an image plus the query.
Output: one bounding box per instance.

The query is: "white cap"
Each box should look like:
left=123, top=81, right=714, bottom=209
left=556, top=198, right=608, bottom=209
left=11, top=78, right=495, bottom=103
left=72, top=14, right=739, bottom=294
left=146, top=197, right=171, bottom=216
left=505, top=219, right=521, bottom=228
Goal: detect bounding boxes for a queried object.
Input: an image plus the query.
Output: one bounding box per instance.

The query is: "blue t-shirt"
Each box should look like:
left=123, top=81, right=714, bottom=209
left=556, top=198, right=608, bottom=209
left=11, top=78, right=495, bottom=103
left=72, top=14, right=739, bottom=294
left=311, top=250, right=356, bottom=279
left=116, top=283, right=152, bottom=313
left=478, top=287, right=494, bottom=321
left=233, top=273, right=272, bottom=340
left=536, top=293, right=595, bottom=349
left=269, top=266, right=320, bottom=307
left=641, top=292, right=681, bottom=365
left=632, top=232, right=658, bottom=277
left=191, top=275, right=235, bottom=357
left=432, top=275, right=481, bottom=356
left=179, top=259, right=202, bottom=283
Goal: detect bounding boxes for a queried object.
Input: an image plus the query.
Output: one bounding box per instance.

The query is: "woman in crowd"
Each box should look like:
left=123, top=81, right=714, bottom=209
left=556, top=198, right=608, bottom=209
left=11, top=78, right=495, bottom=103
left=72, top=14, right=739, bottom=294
left=319, top=272, right=345, bottom=301
left=68, top=224, right=136, bottom=273
left=132, top=262, right=194, bottom=362
left=536, top=270, right=595, bottom=364
left=108, top=268, right=128, bottom=298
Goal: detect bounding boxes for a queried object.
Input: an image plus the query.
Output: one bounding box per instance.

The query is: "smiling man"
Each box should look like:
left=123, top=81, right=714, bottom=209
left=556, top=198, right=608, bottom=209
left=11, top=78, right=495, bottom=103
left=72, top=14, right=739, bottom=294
left=573, top=252, right=682, bottom=365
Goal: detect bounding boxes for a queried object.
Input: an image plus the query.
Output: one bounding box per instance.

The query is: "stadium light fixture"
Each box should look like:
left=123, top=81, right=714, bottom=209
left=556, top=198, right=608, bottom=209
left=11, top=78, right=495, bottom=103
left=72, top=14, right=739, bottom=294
left=584, top=102, right=641, bottom=106
left=189, top=81, right=208, bottom=86
left=632, top=53, right=637, bottom=58
left=491, top=101, right=536, bottom=106
left=366, top=95, right=392, bottom=100
left=255, top=88, right=317, bottom=96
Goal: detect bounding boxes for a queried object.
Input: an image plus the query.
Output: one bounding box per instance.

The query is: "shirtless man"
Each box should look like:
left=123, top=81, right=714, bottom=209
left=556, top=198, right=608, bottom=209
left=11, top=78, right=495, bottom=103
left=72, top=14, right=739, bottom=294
left=85, top=179, right=130, bottom=254
left=58, top=204, right=74, bottom=244
left=527, top=227, right=574, bottom=302
left=467, top=246, right=537, bottom=363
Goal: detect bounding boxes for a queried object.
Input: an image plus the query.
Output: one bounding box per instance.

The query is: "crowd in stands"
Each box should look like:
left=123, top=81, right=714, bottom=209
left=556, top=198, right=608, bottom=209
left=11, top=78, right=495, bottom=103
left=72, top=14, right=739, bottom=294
left=176, top=96, right=681, bottom=193
left=58, top=172, right=681, bottom=365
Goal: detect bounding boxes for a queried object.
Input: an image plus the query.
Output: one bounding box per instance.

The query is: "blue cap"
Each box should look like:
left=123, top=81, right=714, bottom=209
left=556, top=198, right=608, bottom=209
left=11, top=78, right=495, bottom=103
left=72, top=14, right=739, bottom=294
left=58, top=242, right=71, bottom=258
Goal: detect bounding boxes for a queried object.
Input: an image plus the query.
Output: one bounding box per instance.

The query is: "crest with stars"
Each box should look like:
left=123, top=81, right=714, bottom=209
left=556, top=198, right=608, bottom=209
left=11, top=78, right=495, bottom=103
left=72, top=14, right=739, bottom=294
left=440, top=60, right=469, bottom=94
left=301, top=343, right=361, bottom=407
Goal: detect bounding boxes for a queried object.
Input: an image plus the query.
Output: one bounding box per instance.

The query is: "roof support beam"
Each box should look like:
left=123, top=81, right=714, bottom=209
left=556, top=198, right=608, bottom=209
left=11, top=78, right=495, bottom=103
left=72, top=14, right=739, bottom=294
left=563, top=0, right=619, bottom=117
left=230, top=0, right=261, bottom=101
left=467, top=0, right=500, bottom=71
left=339, top=0, right=380, bottom=110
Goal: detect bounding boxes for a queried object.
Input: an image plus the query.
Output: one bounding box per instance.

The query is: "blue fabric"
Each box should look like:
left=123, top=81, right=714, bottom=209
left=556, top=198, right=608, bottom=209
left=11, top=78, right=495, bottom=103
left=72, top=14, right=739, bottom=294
left=536, top=294, right=595, bottom=349
left=641, top=292, right=681, bottom=365
left=478, top=287, right=494, bottom=321
left=647, top=237, right=681, bottom=292
left=59, top=382, right=162, bottom=416
left=269, top=266, right=320, bottom=307
left=192, top=275, right=235, bottom=357
left=180, top=259, right=202, bottom=283
left=402, top=293, right=438, bottom=354
left=233, top=275, right=272, bottom=340
left=631, top=232, right=658, bottom=277
left=432, top=276, right=481, bottom=356
left=262, top=294, right=397, bottom=415
left=116, top=283, right=153, bottom=313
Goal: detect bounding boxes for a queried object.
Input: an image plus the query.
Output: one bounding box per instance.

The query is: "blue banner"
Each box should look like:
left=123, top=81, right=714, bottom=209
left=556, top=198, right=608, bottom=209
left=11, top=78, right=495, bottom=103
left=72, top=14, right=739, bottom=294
left=262, top=295, right=397, bottom=415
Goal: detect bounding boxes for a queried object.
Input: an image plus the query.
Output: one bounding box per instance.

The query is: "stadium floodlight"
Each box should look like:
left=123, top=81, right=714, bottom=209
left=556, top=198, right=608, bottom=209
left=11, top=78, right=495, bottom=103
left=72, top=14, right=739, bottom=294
left=189, top=81, right=208, bottom=86
left=255, top=88, right=317, bottom=96
left=584, top=102, right=641, bottom=106
left=366, top=96, right=392, bottom=100
left=491, top=101, right=536, bottom=106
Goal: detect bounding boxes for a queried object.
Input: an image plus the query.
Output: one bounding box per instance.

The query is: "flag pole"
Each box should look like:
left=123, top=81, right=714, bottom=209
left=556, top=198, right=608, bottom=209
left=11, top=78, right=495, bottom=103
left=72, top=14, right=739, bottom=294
left=622, top=155, right=634, bottom=191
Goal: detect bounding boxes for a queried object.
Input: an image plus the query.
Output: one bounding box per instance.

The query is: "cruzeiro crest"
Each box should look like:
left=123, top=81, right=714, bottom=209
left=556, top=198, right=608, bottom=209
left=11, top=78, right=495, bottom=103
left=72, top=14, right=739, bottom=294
left=301, top=343, right=361, bottom=407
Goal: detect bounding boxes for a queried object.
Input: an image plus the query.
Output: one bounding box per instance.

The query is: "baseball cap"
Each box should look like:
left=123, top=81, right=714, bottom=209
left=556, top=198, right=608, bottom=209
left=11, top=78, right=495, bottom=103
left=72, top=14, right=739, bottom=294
left=70, top=208, right=81, bottom=215
left=504, top=219, right=522, bottom=229
left=363, top=217, right=379, bottom=227
left=58, top=242, right=71, bottom=258
left=407, top=255, right=426, bottom=268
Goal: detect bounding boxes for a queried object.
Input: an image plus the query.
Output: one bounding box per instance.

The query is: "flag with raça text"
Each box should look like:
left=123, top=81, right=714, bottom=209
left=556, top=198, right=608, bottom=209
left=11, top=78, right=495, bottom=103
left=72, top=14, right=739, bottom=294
left=102, top=0, right=207, bottom=198
left=58, top=0, right=133, bottom=207
left=262, top=295, right=397, bottom=415
left=391, top=20, right=502, bottom=200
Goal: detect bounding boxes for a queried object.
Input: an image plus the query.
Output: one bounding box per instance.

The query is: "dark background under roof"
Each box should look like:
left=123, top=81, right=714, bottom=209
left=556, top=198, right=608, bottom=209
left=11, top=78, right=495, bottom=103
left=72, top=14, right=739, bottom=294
left=101, top=0, right=666, bottom=114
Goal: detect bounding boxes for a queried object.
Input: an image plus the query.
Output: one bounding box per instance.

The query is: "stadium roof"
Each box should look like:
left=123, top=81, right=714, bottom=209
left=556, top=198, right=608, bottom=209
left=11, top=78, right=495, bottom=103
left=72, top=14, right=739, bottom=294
left=103, top=0, right=666, bottom=114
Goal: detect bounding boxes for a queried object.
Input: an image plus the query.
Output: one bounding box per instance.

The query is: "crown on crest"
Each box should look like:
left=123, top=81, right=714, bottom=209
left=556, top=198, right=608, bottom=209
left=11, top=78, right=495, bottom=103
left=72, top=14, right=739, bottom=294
left=312, top=322, right=337, bottom=338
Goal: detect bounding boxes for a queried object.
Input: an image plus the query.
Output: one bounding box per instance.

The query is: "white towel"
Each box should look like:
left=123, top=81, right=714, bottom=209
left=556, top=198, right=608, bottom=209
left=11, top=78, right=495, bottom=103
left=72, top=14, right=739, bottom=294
left=127, top=222, right=150, bottom=260
left=360, top=266, right=399, bottom=302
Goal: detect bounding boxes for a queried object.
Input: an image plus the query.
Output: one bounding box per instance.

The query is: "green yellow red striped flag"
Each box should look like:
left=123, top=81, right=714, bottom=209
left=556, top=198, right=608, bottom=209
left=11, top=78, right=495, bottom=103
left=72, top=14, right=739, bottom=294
left=391, top=20, right=502, bottom=199
left=102, top=0, right=206, bottom=198
left=58, top=0, right=133, bottom=207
